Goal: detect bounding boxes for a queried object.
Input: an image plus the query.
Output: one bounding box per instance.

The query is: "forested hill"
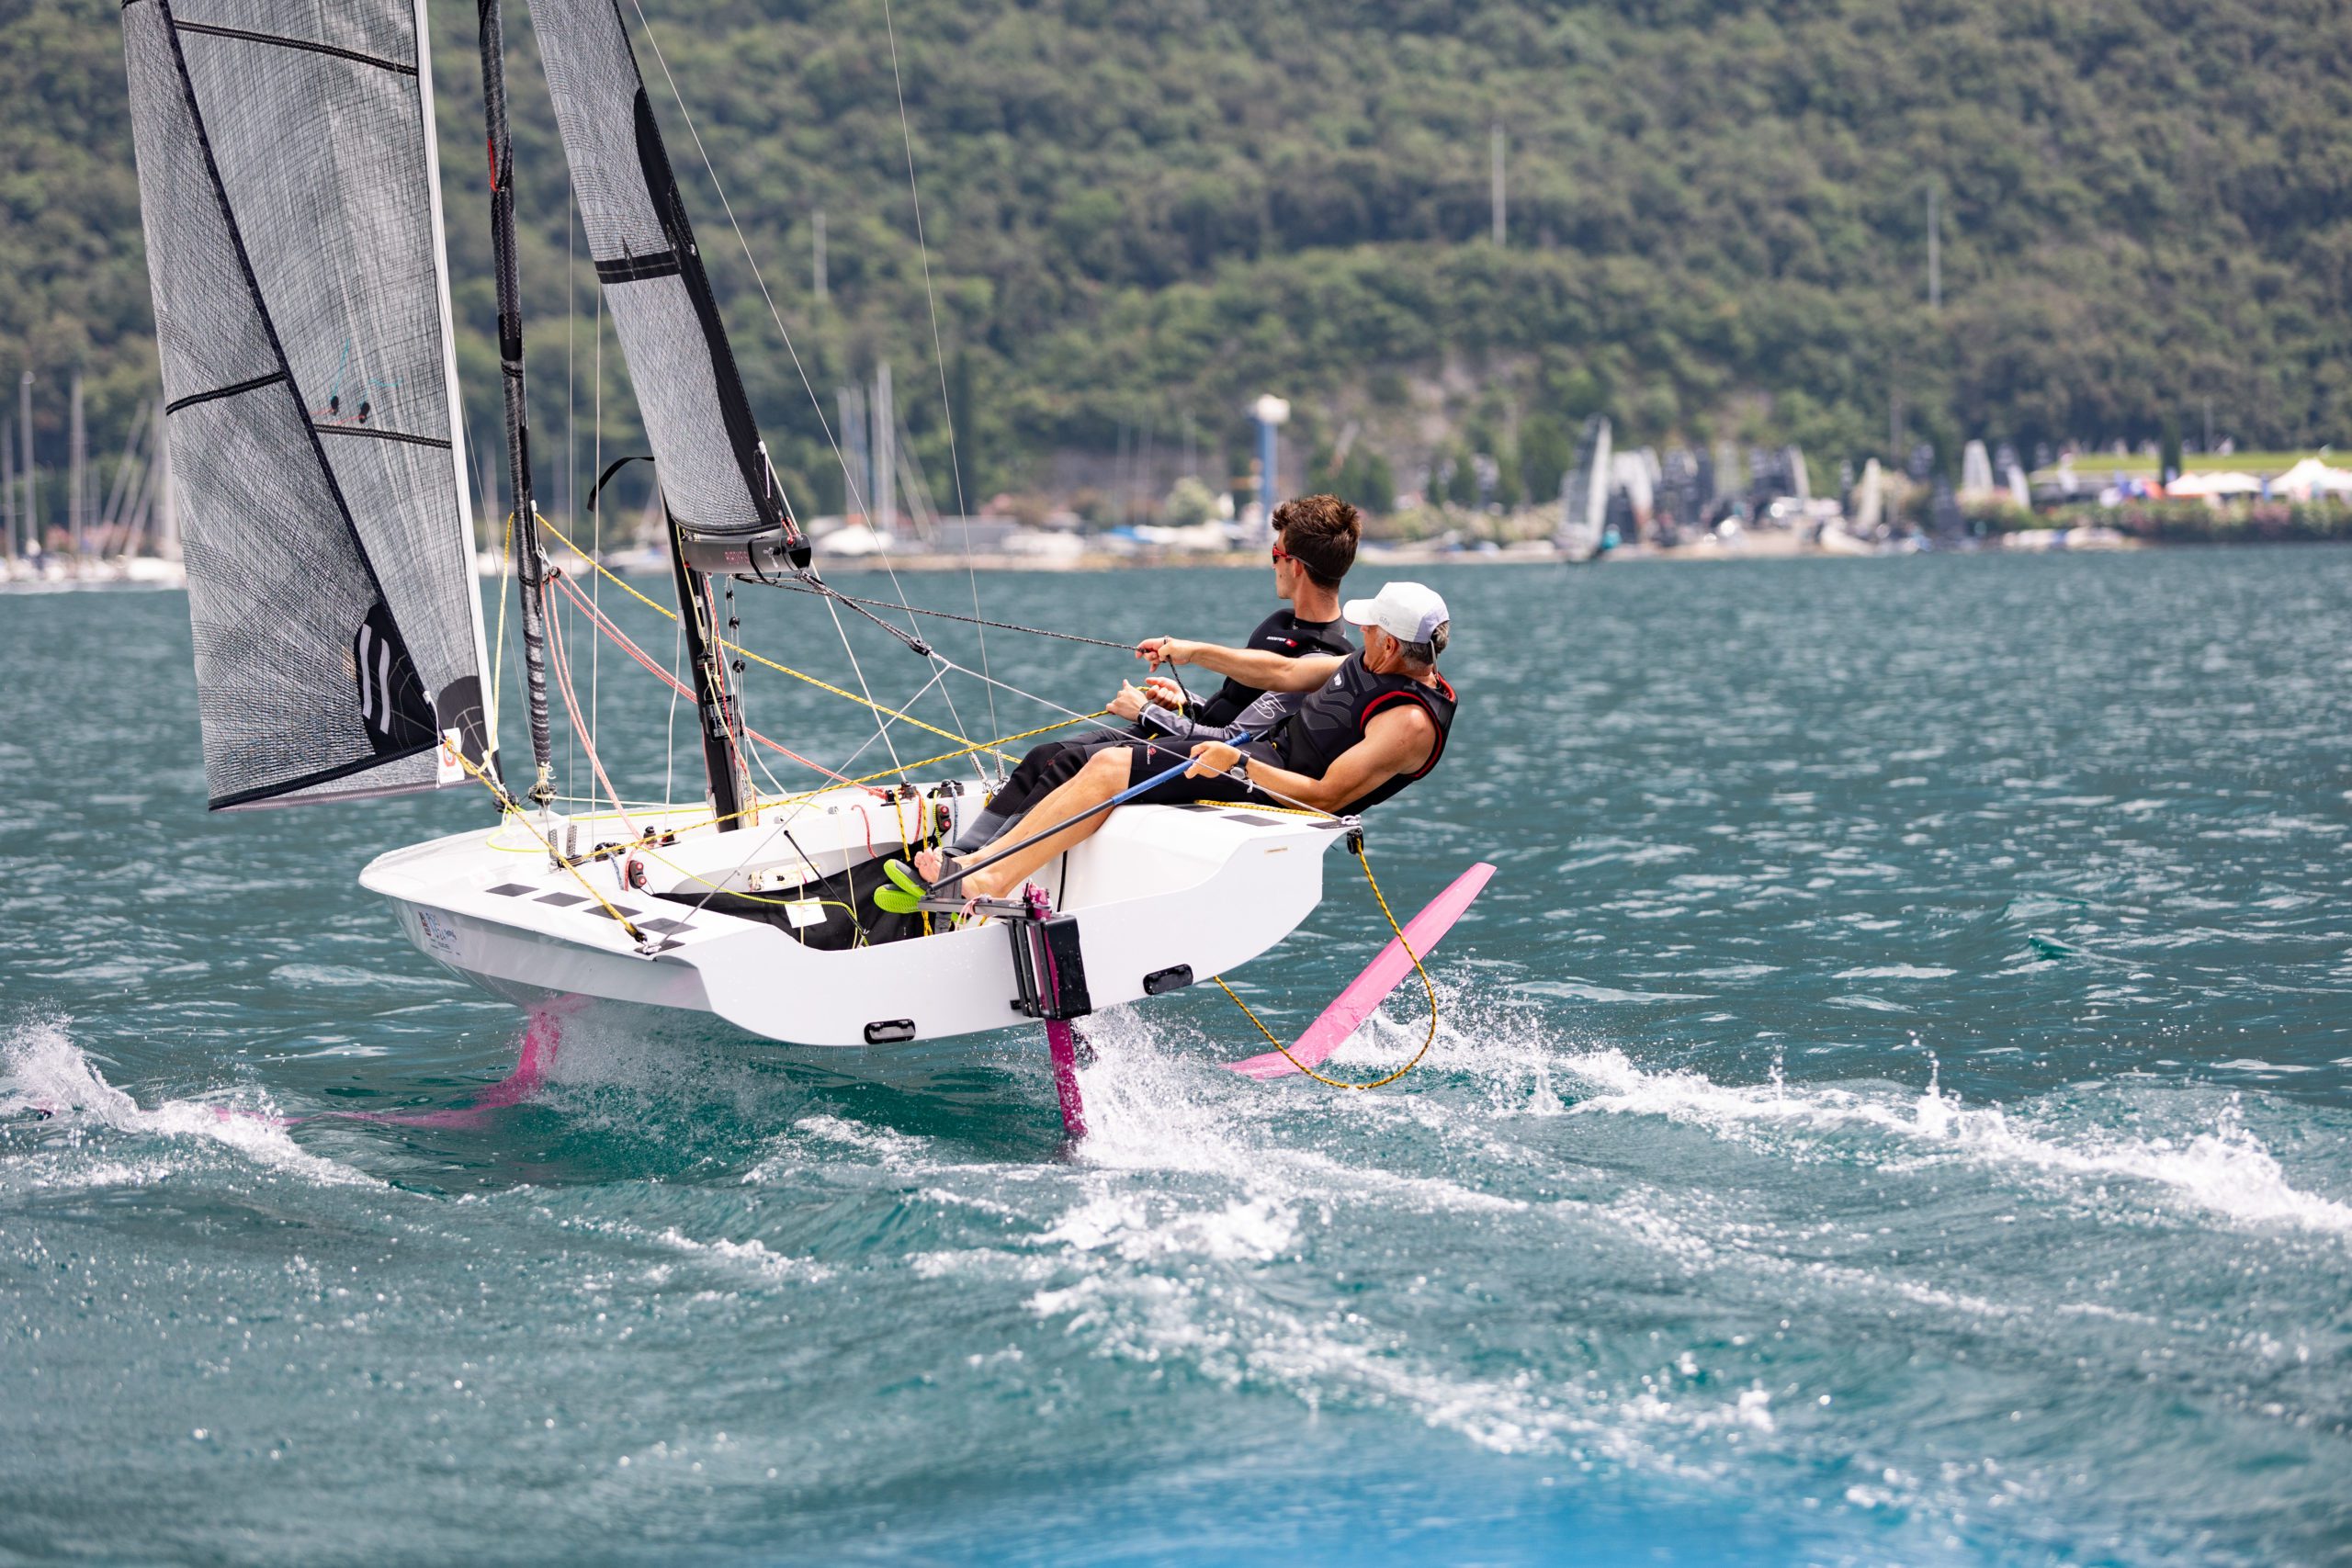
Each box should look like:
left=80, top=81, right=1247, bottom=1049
left=6, top=0, right=2350, bottom=515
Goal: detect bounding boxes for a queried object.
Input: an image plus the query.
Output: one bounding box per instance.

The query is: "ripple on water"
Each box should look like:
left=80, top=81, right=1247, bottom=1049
left=6, top=558, right=2352, bottom=1562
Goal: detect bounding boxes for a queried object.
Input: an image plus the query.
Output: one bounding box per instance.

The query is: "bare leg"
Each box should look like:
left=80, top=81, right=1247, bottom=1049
left=919, top=746, right=1133, bottom=897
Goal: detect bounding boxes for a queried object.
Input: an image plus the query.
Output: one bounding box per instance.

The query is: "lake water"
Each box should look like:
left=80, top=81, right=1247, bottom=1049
left=3, top=548, right=2348, bottom=1564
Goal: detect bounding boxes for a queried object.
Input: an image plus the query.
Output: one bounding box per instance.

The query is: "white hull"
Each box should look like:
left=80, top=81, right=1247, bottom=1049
left=361, top=785, right=1347, bottom=1047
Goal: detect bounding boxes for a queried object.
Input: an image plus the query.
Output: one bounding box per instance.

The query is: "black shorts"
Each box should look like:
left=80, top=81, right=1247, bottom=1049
left=987, top=728, right=1135, bottom=818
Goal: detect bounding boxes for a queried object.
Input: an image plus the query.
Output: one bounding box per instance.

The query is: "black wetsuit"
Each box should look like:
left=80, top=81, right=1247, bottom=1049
left=962, top=609, right=1351, bottom=838
left=1184, top=609, right=1356, bottom=728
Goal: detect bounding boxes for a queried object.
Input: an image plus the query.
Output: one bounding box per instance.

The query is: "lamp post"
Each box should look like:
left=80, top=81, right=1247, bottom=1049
left=1252, top=393, right=1289, bottom=542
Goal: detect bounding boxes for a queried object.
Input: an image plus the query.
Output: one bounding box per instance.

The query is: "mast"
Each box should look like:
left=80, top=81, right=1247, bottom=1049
left=18, top=371, right=33, bottom=557
left=478, top=0, right=557, bottom=808
left=153, top=394, right=178, bottom=563
left=2, top=415, right=14, bottom=560
left=68, top=372, right=85, bottom=561
left=874, top=360, right=894, bottom=535
left=665, top=509, right=750, bottom=829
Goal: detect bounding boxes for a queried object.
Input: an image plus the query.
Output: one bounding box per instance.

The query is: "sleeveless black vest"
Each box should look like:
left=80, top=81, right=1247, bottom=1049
left=1273, top=653, right=1457, bottom=813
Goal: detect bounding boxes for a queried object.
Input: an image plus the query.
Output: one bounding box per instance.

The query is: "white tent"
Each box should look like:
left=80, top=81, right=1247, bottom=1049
left=813, top=521, right=889, bottom=557
left=2166, top=470, right=2264, bottom=498
left=2269, top=457, right=2352, bottom=499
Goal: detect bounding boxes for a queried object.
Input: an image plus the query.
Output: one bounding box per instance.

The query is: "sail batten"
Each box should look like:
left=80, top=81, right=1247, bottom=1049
left=121, top=0, right=493, bottom=809
left=528, top=0, right=808, bottom=576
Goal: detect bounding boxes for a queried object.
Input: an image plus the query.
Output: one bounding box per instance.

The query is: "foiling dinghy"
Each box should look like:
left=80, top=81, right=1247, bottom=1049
left=118, top=0, right=1489, bottom=1138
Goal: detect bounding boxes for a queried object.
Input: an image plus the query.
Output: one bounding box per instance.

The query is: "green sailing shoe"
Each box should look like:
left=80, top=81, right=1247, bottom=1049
left=872, top=857, right=930, bottom=915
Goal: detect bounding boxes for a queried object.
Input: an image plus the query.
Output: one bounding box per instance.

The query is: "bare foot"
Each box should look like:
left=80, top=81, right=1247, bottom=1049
left=916, top=847, right=1004, bottom=899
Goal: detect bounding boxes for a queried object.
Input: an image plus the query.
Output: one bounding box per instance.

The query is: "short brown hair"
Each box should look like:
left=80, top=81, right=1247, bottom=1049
left=1272, top=493, right=1361, bottom=590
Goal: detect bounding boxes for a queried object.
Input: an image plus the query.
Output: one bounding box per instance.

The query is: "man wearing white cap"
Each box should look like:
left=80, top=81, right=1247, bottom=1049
left=903, top=581, right=1455, bottom=904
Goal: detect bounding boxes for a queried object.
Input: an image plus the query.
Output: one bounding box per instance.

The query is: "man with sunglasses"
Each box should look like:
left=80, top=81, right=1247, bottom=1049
left=934, top=494, right=1360, bottom=856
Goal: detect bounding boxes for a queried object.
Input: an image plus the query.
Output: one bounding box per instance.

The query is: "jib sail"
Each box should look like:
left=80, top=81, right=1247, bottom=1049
left=527, top=0, right=809, bottom=579
left=121, top=0, right=494, bottom=809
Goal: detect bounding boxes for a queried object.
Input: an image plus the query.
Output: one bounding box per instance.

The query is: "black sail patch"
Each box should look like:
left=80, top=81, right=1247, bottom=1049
left=353, top=603, right=435, bottom=754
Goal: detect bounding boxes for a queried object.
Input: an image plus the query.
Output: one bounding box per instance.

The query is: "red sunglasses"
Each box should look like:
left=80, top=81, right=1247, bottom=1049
left=1270, top=543, right=1293, bottom=564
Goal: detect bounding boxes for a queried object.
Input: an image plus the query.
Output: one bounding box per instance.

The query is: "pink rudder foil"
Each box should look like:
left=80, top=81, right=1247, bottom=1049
left=1046, top=1019, right=1088, bottom=1140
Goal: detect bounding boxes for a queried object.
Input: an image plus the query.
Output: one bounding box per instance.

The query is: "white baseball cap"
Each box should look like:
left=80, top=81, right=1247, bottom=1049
left=1342, top=581, right=1450, bottom=645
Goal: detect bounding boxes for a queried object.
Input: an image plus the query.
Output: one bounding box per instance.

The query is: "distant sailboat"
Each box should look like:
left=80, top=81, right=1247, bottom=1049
left=1555, top=414, right=1612, bottom=562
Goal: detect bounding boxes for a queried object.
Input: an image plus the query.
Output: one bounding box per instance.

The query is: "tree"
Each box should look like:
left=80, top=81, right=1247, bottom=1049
left=1520, top=413, right=1574, bottom=504
left=15, top=0, right=2351, bottom=482
left=1331, top=446, right=1395, bottom=514
left=1161, top=475, right=1218, bottom=525
left=1444, top=446, right=1478, bottom=509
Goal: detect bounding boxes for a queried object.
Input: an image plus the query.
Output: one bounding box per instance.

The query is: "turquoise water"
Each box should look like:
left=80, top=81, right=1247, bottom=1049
left=3, top=549, right=2349, bottom=1564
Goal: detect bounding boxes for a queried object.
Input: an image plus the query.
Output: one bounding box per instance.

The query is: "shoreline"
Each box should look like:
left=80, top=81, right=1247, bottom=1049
left=40, top=528, right=2352, bottom=592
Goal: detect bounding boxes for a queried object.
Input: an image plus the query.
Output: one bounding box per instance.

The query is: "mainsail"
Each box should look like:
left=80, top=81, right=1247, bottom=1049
left=527, top=0, right=809, bottom=579
left=121, top=0, right=493, bottom=809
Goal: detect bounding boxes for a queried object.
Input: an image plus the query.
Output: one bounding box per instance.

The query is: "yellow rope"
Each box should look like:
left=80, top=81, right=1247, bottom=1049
left=1212, top=840, right=1439, bottom=1090
left=504, top=707, right=1114, bottom=863
left=446, top=747, right=649, bottom=944
left=831, top=711, right=1108, bottom=794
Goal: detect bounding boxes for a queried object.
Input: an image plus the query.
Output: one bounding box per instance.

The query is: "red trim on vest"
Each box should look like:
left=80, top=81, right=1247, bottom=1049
left=1359, top=688, right=1449, bottom=781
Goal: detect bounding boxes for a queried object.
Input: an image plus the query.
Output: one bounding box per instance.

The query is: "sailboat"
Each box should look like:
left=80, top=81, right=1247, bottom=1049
left=118, top=0, right=1480, bottom=1137
left=1555, top=414, right=1613, bottom=562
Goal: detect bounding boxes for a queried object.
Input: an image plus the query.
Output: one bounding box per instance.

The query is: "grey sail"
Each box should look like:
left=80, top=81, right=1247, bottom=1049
left=120, top=0, right=494, bottom=809
left=527, top=0, right=809, bottom=578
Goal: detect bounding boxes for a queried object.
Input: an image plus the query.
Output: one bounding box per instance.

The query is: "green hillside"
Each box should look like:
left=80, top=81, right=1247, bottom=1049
left=6, top=0, right=2349, bottom=522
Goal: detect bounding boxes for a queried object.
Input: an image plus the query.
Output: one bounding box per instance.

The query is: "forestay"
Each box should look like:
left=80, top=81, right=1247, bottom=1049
left=120, top=0, right=493, bottom=809
left=528, top=0, right=809, bottom=579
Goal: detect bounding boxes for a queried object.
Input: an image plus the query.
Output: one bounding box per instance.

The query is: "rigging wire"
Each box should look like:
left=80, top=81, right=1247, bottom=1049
left=540, top=514, right=994, bottom=752
left=746, top=577, right=1141, bottom=649
left=591, top=266, right=603, bottom=765
left=459, top=399, right=514, bottom=773
left=444, top=747, right=647, bottom=944
left=540, top=515, right=1119, bottom=796
left=876, top=0, right=994, bottom=748
left=544, top=592, right=638, bottom=836
left=548, top=570, right=859, bottom=784
left=489, top=492, right=514, bottom=774
left=663, top=604, right=683, bottom=809
left=552, top=563, right=974, bottom=907
left=823, top=593, right=910, bottom=780
left=563, top=193, right=577, bottom=807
